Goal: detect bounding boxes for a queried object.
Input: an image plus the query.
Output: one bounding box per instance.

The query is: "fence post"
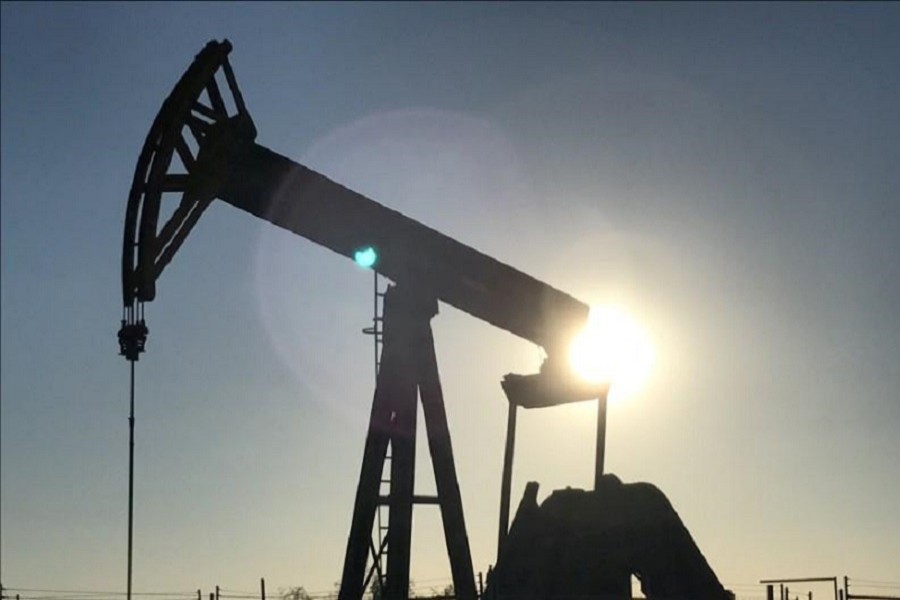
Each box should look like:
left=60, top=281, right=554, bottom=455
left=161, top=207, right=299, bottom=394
left=216, top=586, right=220, bottom=600
left=260, top=579, right=266, bottom=600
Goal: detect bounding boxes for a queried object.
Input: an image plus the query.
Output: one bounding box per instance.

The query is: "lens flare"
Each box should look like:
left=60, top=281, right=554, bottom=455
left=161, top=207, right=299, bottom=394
left=354, top=246, right=378, bottom=269
left=569, top=305, right=654, bottom=403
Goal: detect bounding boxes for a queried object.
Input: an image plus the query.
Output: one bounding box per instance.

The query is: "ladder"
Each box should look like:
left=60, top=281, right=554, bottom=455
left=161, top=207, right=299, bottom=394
left=362, top=270, right=388, bottom=595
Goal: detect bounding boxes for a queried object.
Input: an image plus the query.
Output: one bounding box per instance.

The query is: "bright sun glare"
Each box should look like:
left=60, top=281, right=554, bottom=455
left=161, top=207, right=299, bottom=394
left=569, top=306, right=655, bottom=403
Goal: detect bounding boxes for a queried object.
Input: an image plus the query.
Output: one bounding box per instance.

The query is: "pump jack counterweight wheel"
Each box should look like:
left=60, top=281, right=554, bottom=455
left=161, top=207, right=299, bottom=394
left=122, top=39, right=255, bottom=311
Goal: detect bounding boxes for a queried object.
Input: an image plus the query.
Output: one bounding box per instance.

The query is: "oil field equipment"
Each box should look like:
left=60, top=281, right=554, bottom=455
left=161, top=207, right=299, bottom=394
left=119, top=40, right=727, bottom=600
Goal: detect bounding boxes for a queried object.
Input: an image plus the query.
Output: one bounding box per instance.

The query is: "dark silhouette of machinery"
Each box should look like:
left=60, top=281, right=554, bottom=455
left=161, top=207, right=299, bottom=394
left=485, top=478, right=732, bottom=600
left=119, top=40, right=728, bottom=600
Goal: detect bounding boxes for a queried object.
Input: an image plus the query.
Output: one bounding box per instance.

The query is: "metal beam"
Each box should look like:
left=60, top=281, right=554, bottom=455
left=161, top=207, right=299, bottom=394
left=217, top=142, right=589, bottom=358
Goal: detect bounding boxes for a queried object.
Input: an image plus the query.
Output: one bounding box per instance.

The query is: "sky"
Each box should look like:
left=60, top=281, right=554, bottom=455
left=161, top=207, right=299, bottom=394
left=2, top=2, right=899, bottom=598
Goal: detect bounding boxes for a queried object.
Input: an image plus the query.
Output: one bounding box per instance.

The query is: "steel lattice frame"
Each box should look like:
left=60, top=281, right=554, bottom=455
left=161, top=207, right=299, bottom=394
left=122, top=40, right=253, bottom=310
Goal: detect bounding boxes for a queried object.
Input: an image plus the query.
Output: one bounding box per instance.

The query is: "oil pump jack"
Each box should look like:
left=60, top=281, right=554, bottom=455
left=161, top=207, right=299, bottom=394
left=119, top=41, right=730, bottom=600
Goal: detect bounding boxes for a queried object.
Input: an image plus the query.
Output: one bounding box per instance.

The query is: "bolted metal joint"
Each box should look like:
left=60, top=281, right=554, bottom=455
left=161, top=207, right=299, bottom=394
left=118, top=320, right=149, bottom=362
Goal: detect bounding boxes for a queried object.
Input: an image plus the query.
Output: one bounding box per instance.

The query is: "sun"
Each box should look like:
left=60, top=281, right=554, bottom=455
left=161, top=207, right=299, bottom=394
left=569, top=305, right=654, bottom=403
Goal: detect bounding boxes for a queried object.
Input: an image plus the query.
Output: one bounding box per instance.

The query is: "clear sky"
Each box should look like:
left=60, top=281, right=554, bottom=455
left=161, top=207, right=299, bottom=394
left=2, top=2, right=899, bottom=597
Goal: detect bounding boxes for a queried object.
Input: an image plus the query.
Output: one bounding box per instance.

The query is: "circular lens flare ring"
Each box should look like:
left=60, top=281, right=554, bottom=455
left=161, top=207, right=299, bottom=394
left=569, top=305, right=654, bottom=403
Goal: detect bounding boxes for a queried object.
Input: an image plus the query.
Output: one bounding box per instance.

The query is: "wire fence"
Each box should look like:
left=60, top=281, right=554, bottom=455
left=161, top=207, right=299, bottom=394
left=3, top=577, right=898, bottom=600
left=0, top=591, right=196, bottom=600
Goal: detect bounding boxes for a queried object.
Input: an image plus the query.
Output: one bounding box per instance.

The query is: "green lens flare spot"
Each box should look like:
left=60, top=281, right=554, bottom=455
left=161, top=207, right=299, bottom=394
left=354, top=246, right=378, bottom=269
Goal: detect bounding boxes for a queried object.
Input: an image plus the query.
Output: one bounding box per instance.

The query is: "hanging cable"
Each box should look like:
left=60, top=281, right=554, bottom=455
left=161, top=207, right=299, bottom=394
left=118, top=303, right=148, bottom=600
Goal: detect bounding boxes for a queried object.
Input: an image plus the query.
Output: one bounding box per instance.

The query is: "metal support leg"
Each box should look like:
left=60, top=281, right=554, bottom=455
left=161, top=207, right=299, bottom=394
left=338, top=366, right=395, bottom=600
left=497, top=402, right=517, bottom=559
left=419, top=327, right=477, bottom=600
left=385, top=371, right=417, bottom=600
left=594, top=395, right=608, bottom=490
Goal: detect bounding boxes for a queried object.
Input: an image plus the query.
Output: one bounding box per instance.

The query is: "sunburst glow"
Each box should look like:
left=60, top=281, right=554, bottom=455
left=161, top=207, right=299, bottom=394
left=569, top=305, right=654, bottom=403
